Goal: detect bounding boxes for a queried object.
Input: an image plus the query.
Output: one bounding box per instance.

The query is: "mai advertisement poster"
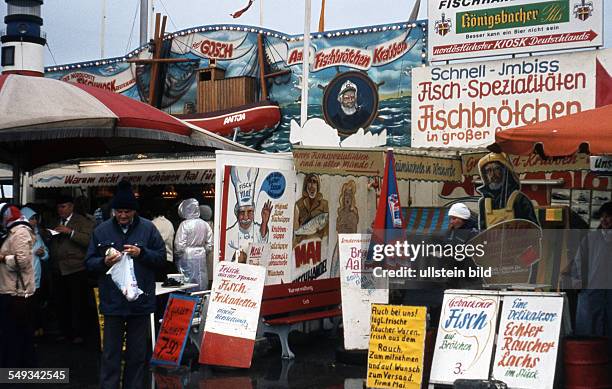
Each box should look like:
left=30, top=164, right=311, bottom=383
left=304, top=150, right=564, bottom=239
left=220, top=165, right=295, bottom=285
left=292, top=153, right=379, bottom=284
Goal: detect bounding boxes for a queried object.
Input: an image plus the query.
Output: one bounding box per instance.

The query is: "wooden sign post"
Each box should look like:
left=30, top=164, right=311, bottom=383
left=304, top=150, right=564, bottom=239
left=367, top=304, right=426, bottom=389
left=151, top=293, right=199, bottom=366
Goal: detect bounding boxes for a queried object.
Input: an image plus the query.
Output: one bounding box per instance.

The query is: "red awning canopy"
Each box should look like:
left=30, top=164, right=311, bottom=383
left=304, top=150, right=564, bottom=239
left=489, top=104, right=612, bottom=157
left=0, top=74, right=250, bottom=170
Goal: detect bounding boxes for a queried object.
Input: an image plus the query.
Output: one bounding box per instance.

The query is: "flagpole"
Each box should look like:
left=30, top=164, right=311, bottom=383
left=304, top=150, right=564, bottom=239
left=260, top=0, right=264, bottom=26
left=300, top=0, right=312, bottom=127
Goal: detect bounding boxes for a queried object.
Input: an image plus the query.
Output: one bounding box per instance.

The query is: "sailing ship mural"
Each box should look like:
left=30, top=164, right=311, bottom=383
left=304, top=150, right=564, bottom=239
left=44, top=21, right=427, bottom=152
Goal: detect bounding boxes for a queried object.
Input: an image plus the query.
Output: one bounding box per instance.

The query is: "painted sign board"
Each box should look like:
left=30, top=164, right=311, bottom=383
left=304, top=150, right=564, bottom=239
left=199, top=262, right=266, bottom=368
left=151, top=294, right=198, bottom=366
left=492, top=295, right=564, bottom=389
left=412, top=50, right=599, bottom=148
left=430, top=292, right=500, bottom=384
left=367, top=304, right=426, bottom=389
left=33, top=169, right=215, bottom=188
left=428, top=0, right=603, bottom=62
left=590, top=155, right=612, bottom=173
left=219, top=165, right=295, bottom=285
left=338, top=234, right=389, bottom=350
left=462, top=152, right=589, bottom=176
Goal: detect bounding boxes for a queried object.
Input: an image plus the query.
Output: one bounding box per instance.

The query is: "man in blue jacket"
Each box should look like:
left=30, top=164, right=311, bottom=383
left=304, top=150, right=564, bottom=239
left=86, top=180, right=165, bottom=389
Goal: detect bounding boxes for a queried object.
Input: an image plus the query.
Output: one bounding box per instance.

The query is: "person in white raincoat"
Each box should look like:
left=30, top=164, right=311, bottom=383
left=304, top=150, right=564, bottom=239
left=174, top=199, right=212, bottom=291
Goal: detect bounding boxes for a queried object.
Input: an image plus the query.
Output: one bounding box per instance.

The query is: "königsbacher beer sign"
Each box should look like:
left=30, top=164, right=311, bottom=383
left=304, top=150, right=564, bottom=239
left=428, top=0, right=603, bottom=62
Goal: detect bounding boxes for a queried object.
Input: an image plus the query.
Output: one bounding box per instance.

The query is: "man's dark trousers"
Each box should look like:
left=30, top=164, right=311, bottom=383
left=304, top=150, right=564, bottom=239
left=100, top=315, right=149, bottom=389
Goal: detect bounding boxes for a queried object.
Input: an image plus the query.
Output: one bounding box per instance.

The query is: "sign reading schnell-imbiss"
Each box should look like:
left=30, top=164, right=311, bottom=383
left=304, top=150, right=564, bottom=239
left=428, top=0, right=603, bottom=62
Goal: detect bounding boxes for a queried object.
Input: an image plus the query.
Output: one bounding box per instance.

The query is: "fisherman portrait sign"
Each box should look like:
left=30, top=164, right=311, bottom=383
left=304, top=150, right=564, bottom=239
left=323, top=71, right=379, bottom=136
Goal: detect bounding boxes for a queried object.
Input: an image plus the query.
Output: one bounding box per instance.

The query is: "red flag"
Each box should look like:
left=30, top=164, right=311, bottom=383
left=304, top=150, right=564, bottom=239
left=231, top=0, right=254, bottom=18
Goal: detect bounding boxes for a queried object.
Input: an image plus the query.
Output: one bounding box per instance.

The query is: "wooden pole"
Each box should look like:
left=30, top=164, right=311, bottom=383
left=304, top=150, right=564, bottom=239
left=257, top=34, right=268, bottom=101
left=318, top=0, right=326, bottom=32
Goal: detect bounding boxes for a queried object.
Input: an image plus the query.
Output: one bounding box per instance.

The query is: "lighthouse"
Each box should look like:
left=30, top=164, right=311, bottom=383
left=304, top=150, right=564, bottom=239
left=1, top=0, right=45, bottom=76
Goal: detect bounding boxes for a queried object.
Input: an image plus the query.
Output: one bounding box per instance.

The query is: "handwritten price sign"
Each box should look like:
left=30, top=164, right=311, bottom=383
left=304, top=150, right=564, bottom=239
left=151, top=294, right=198, bottom=366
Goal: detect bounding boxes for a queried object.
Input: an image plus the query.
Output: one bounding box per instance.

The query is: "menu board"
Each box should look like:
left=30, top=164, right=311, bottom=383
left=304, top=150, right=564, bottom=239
left=430, top=292, right=500, bottom=384
left=367, top=304, right=426, bottom=389
left=199, top=262, right=266, bottom=368
left=492, top=296, right=563, bottom=389
left=151, top=294, right=198, bottom=366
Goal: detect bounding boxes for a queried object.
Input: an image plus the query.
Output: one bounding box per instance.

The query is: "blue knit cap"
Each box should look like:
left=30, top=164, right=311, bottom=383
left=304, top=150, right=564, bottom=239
left=111, top=180, right=139, bottom=210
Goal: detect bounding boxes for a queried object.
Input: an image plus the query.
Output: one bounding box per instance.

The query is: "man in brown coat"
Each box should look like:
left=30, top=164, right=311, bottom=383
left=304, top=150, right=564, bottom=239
left=49, top=195, right=94, bottom=344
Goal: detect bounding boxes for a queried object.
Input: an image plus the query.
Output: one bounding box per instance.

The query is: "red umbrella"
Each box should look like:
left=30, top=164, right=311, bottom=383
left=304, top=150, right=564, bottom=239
left=0, top=74, right=251, bottom=201
left=489, top=104, right=612, bottom=157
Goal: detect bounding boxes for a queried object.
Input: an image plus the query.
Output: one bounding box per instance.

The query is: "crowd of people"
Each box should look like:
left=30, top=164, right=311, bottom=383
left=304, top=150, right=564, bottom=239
left=0, top=180, right=214, bottom=387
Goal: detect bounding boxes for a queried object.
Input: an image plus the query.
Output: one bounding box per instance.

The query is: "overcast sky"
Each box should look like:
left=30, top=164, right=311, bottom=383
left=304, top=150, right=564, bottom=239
left=0, top=0, right=610, bottom=65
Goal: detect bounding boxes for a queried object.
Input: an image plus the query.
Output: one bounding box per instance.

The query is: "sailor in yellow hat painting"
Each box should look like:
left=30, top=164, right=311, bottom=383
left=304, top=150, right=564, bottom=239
left=477, top=152, right=539, bottom=229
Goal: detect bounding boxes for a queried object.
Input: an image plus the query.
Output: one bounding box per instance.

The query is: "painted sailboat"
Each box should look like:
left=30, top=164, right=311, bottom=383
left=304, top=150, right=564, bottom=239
left=172, top=32, right=289, bottom=137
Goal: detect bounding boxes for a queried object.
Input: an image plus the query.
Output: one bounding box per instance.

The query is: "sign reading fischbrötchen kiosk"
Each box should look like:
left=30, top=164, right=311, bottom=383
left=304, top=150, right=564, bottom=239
left=428, top=0, right=603, bottom=62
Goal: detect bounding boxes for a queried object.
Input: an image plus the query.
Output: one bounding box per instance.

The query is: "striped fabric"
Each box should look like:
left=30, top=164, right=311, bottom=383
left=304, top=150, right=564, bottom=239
left=403, top=207, right=449, bottom=235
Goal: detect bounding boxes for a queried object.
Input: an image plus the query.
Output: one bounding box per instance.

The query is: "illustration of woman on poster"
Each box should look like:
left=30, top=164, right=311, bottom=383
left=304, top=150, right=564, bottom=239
left=293, top=174, right=329, bottom=246
left=330, top=180, right=360, bottom=277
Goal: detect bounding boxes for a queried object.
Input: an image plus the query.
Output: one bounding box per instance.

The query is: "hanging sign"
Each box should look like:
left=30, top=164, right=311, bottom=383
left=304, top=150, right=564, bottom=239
left=151, top=294, right=199, bottom=366
left=430, top=292, right=501, bottom=384
left=367, top=304, right=426, bottom=389
left=492, top=295, right=564, bottom=389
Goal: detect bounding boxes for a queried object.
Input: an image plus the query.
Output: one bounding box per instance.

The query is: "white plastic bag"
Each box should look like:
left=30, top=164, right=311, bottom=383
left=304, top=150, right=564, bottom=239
left=106, top=252, right=143, bottom=302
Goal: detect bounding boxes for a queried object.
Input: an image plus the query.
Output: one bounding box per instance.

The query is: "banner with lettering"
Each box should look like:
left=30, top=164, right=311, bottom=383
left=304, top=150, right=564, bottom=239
left=412, top=50, right=600, bottom=148
left=492, top=295, right=563, bottom=389
left=394, top=152, right=462, bottom=182
left=45, top=21, right=427, bottom=151
left=151, top=294, right=198, bottom=366
left=293, top=148, right=384, bottom=177
left=33, top=169, right=215, bottom=188
left=428, top=0, right=603, bottom=62
left=338, top=234, right=389, bottom=350
left=367, top=304, right=426, bottom=389
left=461, top=152, right=589, bottom=176
left=430, top=292, right=500, bottom=384
left=220, top=165, right=295, bottom=285
left=199, top=262, right=266, bottom=368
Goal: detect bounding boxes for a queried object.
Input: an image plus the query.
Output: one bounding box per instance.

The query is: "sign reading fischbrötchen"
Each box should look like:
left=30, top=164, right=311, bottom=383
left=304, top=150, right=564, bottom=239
left=412, top=50, right=600, bottom=148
